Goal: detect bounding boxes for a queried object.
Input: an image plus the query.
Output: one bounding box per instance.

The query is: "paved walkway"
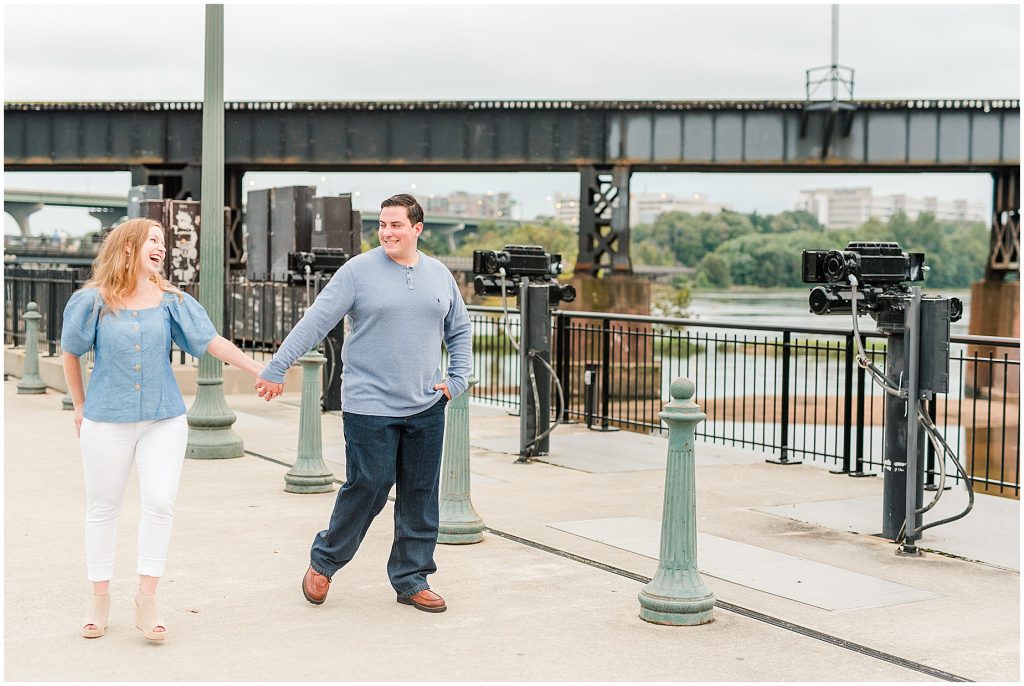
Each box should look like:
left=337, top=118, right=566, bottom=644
left=3, top=380, right=1020, bottom=681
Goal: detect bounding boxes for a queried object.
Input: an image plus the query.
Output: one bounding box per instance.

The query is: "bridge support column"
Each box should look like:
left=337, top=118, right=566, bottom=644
left=131, top=164, right=202, bottom=201
left=965, top=170, right=1020, bottom=496
left=87, top=208, right=123, bottom=229
left=4, top=202, right=42, bottom=237
left=968, top=170, right=1020, bottom=374
left=575, top=166, right=633, bottom=277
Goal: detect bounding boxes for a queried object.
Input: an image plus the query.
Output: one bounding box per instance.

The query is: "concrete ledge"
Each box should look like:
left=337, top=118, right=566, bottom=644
left=4, top=346, right=303, bottom=395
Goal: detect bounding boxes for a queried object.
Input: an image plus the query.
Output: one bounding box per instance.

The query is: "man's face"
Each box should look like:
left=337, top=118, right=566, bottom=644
left=378, top=206, right=423, bottom=260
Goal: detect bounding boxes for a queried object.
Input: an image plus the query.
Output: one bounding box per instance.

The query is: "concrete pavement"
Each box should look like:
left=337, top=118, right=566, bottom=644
left=3, top=379, right=1019, bottom=681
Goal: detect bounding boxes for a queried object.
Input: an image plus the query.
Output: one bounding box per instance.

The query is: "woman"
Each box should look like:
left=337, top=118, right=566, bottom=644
left=62, top=218, right=270, bottom=642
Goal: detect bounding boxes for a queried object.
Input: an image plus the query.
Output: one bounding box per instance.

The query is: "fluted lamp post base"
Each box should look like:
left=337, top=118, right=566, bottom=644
left=437, top=501, right=485, bottom=545
left=284, top=350, right=335, bottom=494
left=17, top=302, right=47, bottom=395
left=187, top=377, right=244, bottom=459
left=438, top=376, right=484, bottom=544
left=638, top=570, right=716, bottom=626
left=637, top=377, right=716, bottom=627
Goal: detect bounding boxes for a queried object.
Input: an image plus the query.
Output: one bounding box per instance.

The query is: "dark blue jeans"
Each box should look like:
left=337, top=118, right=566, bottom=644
left=310, top=397, right=447, bottom=597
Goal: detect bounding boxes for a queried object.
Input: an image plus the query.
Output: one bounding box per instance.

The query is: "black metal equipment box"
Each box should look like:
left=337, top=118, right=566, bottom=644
left=269, top=186, right=315, bottom=281
left=245, top=189, right=272, bottom=280
left=918, top=296, right=953, bottom=395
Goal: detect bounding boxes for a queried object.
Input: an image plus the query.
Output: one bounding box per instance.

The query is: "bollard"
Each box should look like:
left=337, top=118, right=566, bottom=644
left=438, top=376, right=484, bottom=544
left=62, top=356, right=89, bottom=410
left=17, top=303, right=47, bottom=395
left=284, top=349, right=335, bottom=493
left=638, top=378, right=716, bottom=626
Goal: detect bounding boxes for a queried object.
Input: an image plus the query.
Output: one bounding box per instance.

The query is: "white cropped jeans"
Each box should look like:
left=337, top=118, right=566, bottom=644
left=79, top=415, right=188, bottom=582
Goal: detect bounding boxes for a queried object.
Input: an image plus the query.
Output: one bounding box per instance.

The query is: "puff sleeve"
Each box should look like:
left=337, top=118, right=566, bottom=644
left=60, top=288, right=101, bottom=356
left=168, top=292, right=217, bottom=359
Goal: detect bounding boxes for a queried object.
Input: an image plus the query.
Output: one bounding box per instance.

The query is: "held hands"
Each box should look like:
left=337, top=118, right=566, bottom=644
left=434, top=382, right=452, bottom=400
left=255, top=378, right=284, bottom=402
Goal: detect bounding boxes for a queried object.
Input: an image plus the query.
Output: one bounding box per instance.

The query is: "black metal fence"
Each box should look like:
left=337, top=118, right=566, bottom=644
left=467, top=307, right=1020, bottom=498
left=4, top=266, right=92, bottom=354
left=4, top=267, right=328, bottom=364
left=5, top=265, right=1018, bottom=497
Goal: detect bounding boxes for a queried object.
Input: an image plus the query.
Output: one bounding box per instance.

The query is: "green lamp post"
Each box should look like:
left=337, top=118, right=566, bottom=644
left=186, top=3, right=243, bottom=459
left=17, top=303, right=47, bottom=395
left=638, top=378, right=716, bottom=626
left=284, top=350, right=336, bottom=493
left=438, top=376, right=484, bottom=544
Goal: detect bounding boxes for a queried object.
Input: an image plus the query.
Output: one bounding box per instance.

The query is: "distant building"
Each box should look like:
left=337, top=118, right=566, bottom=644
left=547, top=191, right=730, bottom=227
left=796, top=187, right=987, bottom=229
left=550, top=192, right=580, bottom=226
left=629, top=192, right=731, bottom=225
left=424, top=190, right=516, bottom=219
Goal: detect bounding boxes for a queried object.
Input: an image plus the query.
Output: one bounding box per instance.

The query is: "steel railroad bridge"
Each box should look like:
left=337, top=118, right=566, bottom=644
left=4, top=99, right=1019, bottom=278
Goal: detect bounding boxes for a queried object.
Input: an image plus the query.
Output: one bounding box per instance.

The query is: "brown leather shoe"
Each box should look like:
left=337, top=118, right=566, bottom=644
left=397, top=589, right=447, bottom=613
left=302, top=566, right=330, bottom=605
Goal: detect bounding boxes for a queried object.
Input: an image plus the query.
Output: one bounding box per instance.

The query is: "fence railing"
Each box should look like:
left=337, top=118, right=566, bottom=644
left=5, top=265, right=1019, bottom=496
left=467, top=307, right=1020, bottom=498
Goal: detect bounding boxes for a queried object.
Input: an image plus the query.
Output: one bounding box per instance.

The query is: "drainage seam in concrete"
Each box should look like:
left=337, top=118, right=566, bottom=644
left=244, top=450, right=971, bottom=683
left=484, top=528, right=971, bottom=683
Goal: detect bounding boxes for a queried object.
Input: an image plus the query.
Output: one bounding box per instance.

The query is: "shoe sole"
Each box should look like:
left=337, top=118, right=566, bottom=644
left=397, top=596, right=447, bottom=613
left=81, top=627, right=105, bottom=639
left=136, top=625, right=167, bottom=641
left=302, top=579, right=326, bottom=606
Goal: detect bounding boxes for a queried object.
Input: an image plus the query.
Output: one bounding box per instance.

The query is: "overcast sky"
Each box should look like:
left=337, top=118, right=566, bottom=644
left=3, top=2, right=1020, bottom=235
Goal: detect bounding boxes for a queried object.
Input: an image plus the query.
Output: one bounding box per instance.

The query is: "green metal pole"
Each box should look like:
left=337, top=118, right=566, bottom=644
left=284, top=350, right=335, bottom=493
left=638, top=378, right=716, bottom=626
left=17, top=302, right=46, bottom=394
left=438, top=376, right=484, bottom=544
left=186, top=3, right=243, bottom=459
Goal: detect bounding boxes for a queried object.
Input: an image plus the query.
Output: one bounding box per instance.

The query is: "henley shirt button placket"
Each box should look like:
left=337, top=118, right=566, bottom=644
left=132, top=313, right=142, bottom=393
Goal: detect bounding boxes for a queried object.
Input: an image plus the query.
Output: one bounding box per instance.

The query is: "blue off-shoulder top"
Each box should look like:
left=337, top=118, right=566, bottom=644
left=60, top=287, right=217, bottom=423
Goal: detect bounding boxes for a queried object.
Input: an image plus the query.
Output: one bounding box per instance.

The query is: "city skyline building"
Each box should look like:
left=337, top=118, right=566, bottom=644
left=629, top=192, right=732, bottom=226
left=546, top=191, right=732, bottom=228
left=423, top=190, right=517, bottom=220
left=796, top=187, right=988, bottom=229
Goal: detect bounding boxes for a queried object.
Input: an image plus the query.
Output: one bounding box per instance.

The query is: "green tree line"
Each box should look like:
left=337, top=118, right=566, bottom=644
left=402, top=208, right=990, bottom=290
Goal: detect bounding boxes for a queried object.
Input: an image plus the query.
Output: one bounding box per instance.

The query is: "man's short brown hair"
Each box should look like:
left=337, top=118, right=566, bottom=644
left=380, top=194, right=424, bottom=225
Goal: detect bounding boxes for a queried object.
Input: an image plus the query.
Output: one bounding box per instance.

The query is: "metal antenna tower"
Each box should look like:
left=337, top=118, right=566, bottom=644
left=801, top=5, right=857, bottom=157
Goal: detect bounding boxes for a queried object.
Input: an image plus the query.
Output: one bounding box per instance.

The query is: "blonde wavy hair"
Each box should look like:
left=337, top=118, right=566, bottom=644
left=84, top=218, right=181, bottom=315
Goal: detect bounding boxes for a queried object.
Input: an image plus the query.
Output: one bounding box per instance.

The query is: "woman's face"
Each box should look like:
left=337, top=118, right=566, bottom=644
left=136, top=225, right=167, bottom=278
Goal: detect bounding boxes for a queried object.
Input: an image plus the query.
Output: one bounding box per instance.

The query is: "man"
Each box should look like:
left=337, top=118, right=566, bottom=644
left=255, top=194, right=472, bottom=613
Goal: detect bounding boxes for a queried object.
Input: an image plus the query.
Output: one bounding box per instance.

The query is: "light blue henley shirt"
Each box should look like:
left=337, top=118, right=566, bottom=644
left=260, top=247, right=473, bottom=417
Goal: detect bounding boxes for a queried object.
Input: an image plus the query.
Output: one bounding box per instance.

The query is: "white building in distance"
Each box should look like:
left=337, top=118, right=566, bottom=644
left=548, top=191, right=730, bottom=227
left=796, top=187, right=987, bottom=229
left=629, top=192, right=731, bottom=225
left=424, top=190, right=516, bottom=219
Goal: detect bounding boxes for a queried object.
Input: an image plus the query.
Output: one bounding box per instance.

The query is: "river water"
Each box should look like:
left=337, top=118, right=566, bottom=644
left=686, top=288, right=973, bottom=336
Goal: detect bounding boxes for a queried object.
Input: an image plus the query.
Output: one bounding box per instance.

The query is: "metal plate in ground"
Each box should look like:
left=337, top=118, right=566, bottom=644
left=755, top=494, right=1020, bottom=571
left=549, top=517, right=941, bottom=611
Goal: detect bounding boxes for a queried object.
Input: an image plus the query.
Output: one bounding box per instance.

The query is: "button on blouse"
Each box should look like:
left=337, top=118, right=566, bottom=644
left=60, top=287, right=217, bottom=423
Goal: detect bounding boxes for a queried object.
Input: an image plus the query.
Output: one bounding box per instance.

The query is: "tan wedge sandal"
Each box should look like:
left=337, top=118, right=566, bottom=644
left=134, top=593, right=167, bottom=641
left=82, top=593, right=110, bottom=638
